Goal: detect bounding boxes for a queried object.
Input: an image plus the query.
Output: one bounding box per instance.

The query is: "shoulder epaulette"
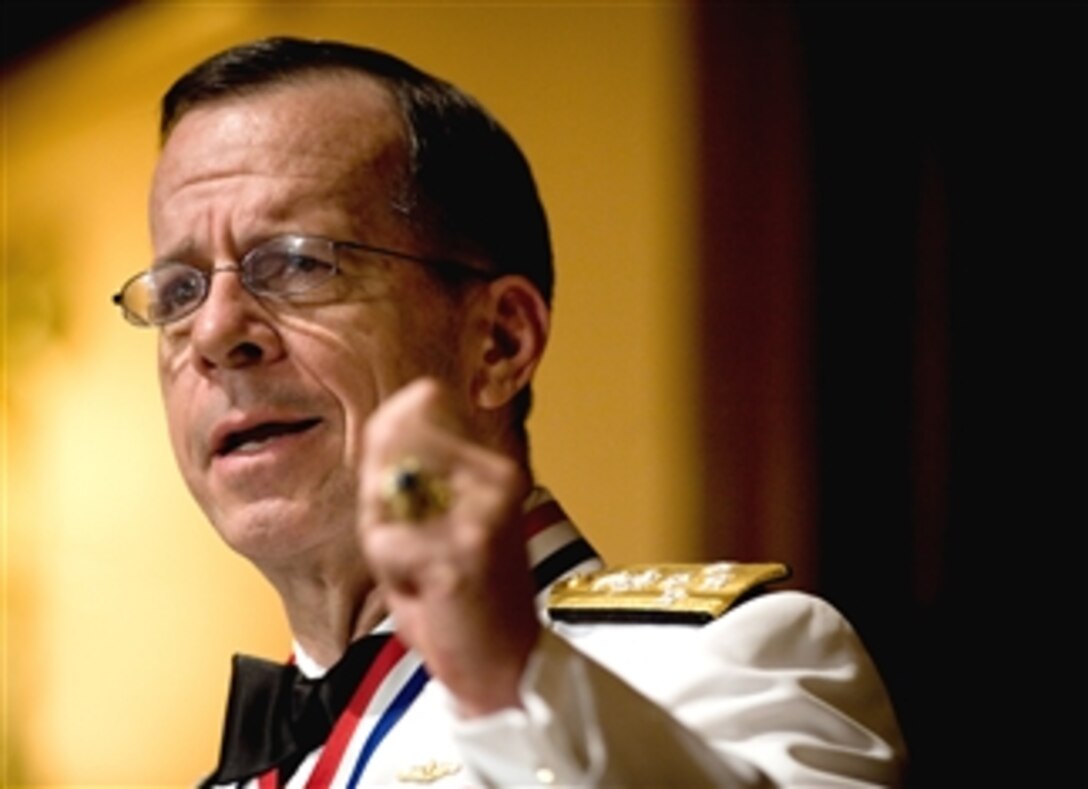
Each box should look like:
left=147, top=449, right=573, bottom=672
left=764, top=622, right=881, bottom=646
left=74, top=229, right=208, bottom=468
left=548, top=562, right=791, bottom=625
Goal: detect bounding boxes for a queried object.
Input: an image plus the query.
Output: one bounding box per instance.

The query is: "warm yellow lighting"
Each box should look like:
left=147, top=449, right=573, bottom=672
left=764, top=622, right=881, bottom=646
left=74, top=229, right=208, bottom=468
left=3, top=3, right=696, bottom=784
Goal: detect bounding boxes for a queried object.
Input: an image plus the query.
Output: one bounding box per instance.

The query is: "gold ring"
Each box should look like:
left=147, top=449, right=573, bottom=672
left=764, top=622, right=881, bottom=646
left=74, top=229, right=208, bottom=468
left=380, top=457, right=450, bottom=522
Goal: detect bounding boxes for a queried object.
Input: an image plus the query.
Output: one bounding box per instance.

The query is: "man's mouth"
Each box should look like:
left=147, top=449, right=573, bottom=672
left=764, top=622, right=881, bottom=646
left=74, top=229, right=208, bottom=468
left=215, top=418, right=322, bottom=457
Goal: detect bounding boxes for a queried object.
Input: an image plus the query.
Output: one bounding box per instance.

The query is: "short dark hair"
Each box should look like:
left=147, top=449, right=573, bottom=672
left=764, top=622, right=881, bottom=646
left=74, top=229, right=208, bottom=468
left=162, top=36, right=553, bottom=306
left=161, top=36, right=553, bottom=429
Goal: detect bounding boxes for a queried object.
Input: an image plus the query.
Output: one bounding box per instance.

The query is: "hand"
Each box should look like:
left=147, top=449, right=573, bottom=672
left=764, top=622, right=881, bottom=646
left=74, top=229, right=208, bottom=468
left=359, top=378, right=540, bottom=716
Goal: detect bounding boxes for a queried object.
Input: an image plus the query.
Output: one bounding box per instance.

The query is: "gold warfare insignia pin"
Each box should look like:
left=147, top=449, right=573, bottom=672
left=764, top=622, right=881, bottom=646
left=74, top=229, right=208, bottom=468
left=396, top=759, right=462, bottom=784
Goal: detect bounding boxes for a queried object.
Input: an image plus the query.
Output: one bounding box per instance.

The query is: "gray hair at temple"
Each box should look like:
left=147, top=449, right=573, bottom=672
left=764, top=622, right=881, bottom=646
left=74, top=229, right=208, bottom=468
left=160, top=36, right=554, bottom=427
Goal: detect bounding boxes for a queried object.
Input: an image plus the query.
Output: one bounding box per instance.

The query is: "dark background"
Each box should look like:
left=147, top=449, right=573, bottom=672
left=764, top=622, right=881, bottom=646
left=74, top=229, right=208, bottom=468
left=6, top=2, right=1084, bottom=787
left=2, top=0, right=128, bottom=72
left=696, top=4, right=1085, bottom=788
left=802, top=6, right=1084, bottom=787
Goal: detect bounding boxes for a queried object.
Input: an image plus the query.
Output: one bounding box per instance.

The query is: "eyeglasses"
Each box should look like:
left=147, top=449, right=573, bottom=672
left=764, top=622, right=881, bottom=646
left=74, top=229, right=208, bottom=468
left=112, top=234, right=493, bottom=327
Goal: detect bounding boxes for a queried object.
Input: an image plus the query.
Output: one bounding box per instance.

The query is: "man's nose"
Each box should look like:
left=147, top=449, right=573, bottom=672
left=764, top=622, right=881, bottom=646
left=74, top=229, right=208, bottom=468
left=189, top=269, right=285, bottom=371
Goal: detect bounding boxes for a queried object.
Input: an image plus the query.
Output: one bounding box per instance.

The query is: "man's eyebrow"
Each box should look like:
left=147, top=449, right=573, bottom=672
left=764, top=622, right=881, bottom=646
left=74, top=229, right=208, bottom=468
left=152, top=232, right=299, bottom=268
left=152, top=240, right=205, bottom=267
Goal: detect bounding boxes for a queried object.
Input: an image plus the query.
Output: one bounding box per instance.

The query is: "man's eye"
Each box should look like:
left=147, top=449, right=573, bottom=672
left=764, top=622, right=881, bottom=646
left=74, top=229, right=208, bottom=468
left=154, top=269, right=203, bottom=312
left=284, top=254, right=329, bottom=275
left=250, top=252, right=334, bottom=293
left=276, top=256, right=317, bottom=275
left=253, top=252, right=328, bottom=279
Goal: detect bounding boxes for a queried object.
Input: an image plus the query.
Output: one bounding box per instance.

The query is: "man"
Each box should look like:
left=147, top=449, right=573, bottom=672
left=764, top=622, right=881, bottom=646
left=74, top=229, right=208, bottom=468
left=113, top=36, right=906, bottom=787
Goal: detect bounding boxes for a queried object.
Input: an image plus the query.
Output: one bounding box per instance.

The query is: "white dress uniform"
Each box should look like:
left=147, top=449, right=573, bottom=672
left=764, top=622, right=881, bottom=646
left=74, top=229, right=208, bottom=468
left=204, top=488, right=907, bottom=788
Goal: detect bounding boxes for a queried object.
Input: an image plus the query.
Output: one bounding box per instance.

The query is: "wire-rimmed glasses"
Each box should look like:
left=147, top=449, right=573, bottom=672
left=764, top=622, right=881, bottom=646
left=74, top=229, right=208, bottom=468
left=112, top=233, right=492, bottom=327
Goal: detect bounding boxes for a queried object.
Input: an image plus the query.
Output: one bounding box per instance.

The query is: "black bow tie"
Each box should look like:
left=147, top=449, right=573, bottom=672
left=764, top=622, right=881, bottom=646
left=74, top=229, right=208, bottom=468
left=201, top=633, right=393, bottom=787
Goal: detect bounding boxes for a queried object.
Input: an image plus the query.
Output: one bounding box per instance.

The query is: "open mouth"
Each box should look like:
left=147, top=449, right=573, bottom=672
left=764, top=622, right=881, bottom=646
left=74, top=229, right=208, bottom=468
left=216, top=418, right=322, bottom=456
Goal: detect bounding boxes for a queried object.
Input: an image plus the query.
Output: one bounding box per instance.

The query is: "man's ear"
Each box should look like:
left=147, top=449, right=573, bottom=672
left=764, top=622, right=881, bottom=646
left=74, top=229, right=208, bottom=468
left=470, top=276, right=550, bottom=410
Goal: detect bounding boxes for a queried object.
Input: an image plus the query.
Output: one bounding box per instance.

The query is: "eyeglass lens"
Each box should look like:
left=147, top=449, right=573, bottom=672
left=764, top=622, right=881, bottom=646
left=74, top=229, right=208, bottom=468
left=122, top=237, right=341, bottom=325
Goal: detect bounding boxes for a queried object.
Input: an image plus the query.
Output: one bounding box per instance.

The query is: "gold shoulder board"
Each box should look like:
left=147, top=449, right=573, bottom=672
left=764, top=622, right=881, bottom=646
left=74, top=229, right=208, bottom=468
left=548, top=562, right=791, bottom=624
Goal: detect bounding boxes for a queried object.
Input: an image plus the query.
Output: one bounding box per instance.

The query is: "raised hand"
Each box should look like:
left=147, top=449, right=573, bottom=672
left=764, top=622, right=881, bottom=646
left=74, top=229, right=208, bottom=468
left=359, top=378, right=541, bottom=716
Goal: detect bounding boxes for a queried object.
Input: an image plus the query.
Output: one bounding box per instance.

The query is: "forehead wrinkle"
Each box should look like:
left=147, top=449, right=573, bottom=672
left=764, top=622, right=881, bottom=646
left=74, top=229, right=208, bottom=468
left=162, top=170, right=354, bottom=222
left=153, top=168, right=387, bottom=263
left=154, top=148, right=365, bottom=213
left=152, top=80, right=411, bottom=255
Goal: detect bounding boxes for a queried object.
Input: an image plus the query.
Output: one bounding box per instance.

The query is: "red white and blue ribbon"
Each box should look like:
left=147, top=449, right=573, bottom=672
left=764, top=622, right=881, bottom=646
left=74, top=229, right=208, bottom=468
left=239, top=488, right=599, bottom=788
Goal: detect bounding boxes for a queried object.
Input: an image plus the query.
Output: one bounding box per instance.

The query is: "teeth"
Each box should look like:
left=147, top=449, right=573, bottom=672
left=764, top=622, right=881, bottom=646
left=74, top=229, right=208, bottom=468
left=218, top=418, right=321, bottom=456
left=234, top=438, right=273, bottom=454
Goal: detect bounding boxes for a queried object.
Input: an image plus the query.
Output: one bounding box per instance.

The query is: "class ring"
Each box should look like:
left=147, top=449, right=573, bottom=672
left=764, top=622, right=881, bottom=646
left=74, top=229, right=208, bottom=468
left=380, top=457, right=450, bottom=522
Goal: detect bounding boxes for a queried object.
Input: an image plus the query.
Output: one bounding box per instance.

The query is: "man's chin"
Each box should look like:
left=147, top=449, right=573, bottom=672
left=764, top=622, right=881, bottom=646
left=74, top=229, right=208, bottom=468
left=211, top=506, right=355, bottom=569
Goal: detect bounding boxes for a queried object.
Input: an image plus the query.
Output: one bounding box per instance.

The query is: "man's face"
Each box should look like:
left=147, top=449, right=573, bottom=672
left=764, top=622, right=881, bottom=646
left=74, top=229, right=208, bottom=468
left=151, top=75, right=472, bottom=566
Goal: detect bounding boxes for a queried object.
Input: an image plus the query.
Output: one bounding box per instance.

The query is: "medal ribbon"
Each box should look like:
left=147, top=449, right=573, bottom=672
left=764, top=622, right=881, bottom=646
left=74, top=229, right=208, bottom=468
left=255, top=490, right=599, bottom=788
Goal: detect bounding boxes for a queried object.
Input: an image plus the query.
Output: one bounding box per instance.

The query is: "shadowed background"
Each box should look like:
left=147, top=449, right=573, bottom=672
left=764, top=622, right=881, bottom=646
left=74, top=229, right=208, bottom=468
left=3, top=2, right=1083, bottom=787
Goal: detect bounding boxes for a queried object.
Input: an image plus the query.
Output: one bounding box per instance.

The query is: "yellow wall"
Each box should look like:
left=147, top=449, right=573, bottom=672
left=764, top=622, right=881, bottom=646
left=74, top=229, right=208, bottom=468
left=3, top=3, right=696, bottom=784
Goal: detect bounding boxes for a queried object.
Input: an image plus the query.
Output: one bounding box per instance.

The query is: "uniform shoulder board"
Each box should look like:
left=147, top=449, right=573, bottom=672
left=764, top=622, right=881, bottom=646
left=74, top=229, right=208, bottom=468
left=548, top=562, right=791, bottom=625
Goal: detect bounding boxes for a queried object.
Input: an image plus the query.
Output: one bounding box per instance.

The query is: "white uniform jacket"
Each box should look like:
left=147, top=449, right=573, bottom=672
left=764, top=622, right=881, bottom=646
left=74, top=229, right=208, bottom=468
left=206, top=489, right=907, bottom=788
